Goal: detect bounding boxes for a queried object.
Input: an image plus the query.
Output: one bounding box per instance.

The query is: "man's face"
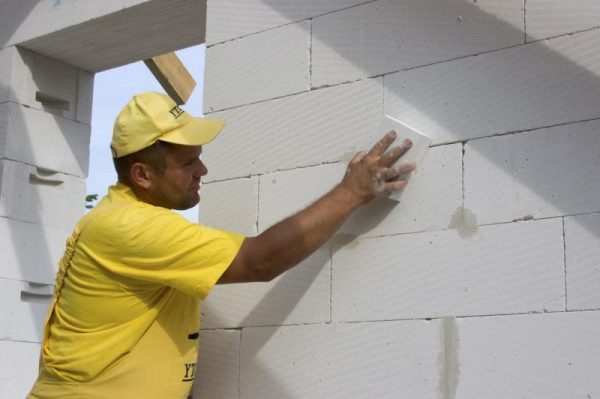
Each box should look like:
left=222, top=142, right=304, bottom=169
left=147, top=144, right=207, bottom=210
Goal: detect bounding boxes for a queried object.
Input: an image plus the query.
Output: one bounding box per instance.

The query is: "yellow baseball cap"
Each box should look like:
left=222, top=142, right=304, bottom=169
left=111, top=92, right=225, bottom=158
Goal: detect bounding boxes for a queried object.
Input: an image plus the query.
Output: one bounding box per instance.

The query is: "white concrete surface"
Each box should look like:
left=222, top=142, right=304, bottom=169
left=332, top=219, right=565, bottom=322
left=239, top=320, right=442, bottom=398
left=194, top=329, right=240, bottom=399
left=384, top=28, right=600, bottom=144
left=0, top=46, right=93, bottom=124
left=341, top=144, right=463, bottom=237
left=0, top=159, right=85, bottom=230
left=455, top=311, right=600, bottom=398
left=202, top=249, right=330, bottom=328
left=312, top=0, right=524, bottom=87
left=206, top=0, right=368, bottom=45
left=204, top=21, right=310, bottom=112
left=1, top=0, right=207, bottom=72
left=204, top=78, right=383, bottom=182
left=0, top=217, right=68, bottom=284
left=256, top=144, right=462, bottom=238
left=0, top=102, right=90, bottom=177
left=527, top=0, right=600, bottom=41
left=0, top=339, right=40, bottom=399
left=199, top=177, right=259, bottom=236
left=0, top=278, right=52, bottom=343
left=464, top=120, right=600, bottom=225
left=257, top=163, right=345, bottom=233
left=564, top=214, right=600, bottom=311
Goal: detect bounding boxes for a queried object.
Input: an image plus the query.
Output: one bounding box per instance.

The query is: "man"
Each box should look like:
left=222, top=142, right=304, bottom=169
left=28, top=92, right=416, bottom=398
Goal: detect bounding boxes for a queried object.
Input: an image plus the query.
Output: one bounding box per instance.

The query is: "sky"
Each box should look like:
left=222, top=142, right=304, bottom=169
left=87, top=44, right=206, bottom=222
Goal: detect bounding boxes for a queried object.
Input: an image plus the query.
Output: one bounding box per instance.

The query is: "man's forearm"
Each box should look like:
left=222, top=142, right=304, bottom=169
left=249, top=183, right=363, bottom=280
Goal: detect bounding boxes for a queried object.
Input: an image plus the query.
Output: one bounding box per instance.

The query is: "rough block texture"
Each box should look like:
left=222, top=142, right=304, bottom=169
left=564, top=214, right=600, bottom=311
left=239, top=320, right=442, bottom=399
left=0, top=340, right=40, bottom=399
left=332, top=219, right=565, bottom=322
left=199, top=177, right=259, bottom=236
left=455, top=311, right=600, bottom=398
left=342, top=144, right=462, bottom=237
left=256, top=145, right=462, bottom=238
left=0, top=102, right=90, bottom=177
left=464, top=120, right=600, bottom=225
left=206, top=0, right=367, bottom=45
left=1, top=0, right=207, bottom=72
left=0, top=159, right=85, bottom=230
left=384, top=28, right=600, bottom=144
left=0, top=278, right=51, bottom=342
left=204, top=21, right=310, bottom=112
left=527, top=0, right=600, bottom=41
left=204, top=78, right=383, bottom=182
left=194, top=329, right=240, bottom=399
left=258, top=163, right=344, bottom=233
left=0, top=46, right=93, bottom=124
left=0, top=217, right=68, bottom=284
left=312, top=0, right=524, bottom=87
left=202, top=249, right=330, bottom=328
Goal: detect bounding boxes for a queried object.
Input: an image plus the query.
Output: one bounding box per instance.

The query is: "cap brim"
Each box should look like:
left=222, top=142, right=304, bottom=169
left=159, top=117, right=226, bottom=146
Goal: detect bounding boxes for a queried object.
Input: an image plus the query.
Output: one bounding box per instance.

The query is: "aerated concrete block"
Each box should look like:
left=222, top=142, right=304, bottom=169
left=464, top=120, right=600, bottom=225
left=194, top=329, right=240, bottom=399
left=0, top=217, right=68, bottom=284
left=341, top=144, right=462, bottom=237
left=257, top=144, right=462, bottom=238
left=0, top=278, right=52, bottom=343
left=204, top=78, right=383, bottom=182
left=199, top=176, right=259, bottom=236
left=258, top=163, right=345, bottom=233
left=527, top=0, right=600, bottom=41
left=332, top=219, right=565, bottom=322
left=0, top=102, right=90, bottom=177
left=312, top=0, right=524, bottom=87
left=239, top=320, right=442, bottom=398
left=0, top=47, right=93, bottom=124
left=0, top=339, right=41, bottom=399
left=206, top=0, right=368, bottom=45
left=564, top=214, right=600, bottom=310
left=0, top=0, right=148, bottom=48
left=204, top=21, right=310, bottom=112
left=0, top=159, right=85, bottom=230
left=202, top=249, right=330, bottom=328
left=384, top=29, right=600, bottom=144
left=455, top=311, right=600, bottom=398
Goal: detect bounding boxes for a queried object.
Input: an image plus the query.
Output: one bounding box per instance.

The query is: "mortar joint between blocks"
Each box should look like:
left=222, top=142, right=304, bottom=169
left=523, top=0, right=527, bottom=43
left=562, top=217, right=568, bottom=311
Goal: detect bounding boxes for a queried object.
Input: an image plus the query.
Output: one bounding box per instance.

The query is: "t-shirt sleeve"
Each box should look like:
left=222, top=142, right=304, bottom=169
left=81, top=204, right=245, bottom=299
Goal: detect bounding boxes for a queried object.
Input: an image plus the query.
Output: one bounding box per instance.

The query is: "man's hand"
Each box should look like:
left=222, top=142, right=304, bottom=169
left=340, top=131, right=416, bottom=203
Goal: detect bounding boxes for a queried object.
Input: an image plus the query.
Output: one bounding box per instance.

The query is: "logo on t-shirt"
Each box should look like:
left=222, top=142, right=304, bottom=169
left=182, top=362, right=196, bottom=382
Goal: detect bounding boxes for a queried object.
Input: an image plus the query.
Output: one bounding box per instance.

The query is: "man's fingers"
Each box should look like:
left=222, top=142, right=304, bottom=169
left=367, top=130, right=397, bottom=158
left=380, top=139, right=413, bottom=166
left=383, top=179, right=409, bottom=194
left=392, top=161, right=417, bottom=176
left=349, top=150, right=367, bottom=165
left=376, top=161, right=416, bottom=183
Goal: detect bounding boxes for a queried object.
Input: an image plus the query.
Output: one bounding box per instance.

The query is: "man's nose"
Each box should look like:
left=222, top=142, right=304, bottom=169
left=196, top=159, right=208, bottom=177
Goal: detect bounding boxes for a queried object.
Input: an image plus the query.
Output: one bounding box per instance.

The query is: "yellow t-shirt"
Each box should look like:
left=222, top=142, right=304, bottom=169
left=28, top=183, right=244, bottom=399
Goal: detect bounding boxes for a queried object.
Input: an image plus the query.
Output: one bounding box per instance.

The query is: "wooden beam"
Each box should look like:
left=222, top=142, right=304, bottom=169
left=144, top=52, right=196, bottom=105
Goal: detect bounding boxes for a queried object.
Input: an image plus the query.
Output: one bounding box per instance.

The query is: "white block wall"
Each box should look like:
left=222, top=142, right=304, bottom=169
left=199, top=0, right=600, bottom=397
left=0, top=42, right=91, bottom=396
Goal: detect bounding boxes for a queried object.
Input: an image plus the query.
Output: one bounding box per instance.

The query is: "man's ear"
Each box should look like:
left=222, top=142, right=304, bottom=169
left=129, top=162, right=153, bottom=189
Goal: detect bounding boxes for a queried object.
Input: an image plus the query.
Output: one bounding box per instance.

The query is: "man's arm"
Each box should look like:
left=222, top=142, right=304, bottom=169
left=217, top=131, right=416, bottom=283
